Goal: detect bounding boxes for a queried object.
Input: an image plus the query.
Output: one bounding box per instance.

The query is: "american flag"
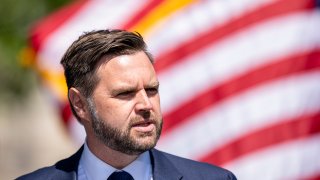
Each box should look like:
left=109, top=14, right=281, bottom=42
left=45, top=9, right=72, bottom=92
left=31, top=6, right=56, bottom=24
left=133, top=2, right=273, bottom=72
left=29, top=0, right=320, bottom=179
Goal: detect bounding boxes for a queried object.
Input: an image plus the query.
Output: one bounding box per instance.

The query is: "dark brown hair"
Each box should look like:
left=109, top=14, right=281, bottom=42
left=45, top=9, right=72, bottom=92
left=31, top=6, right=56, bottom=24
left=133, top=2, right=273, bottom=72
left=60, top=29, right=153, bottom=119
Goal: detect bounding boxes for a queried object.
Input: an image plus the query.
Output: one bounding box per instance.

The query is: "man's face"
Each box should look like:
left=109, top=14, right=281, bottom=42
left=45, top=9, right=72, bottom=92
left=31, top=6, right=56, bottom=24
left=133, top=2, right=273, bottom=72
left=87, top=51, right=162, bottom=155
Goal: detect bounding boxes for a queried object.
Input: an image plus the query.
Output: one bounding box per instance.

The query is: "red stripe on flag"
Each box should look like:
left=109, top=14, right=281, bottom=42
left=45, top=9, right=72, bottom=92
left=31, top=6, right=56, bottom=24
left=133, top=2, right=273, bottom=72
left=154, top=0, right=315, bottom=73
left=30, top=0, right=89, bottom=52
left=121, top=0, right=164, bottom=30
left=305, top=174, right=320, bottom=180
left=162, top=50, right=320, bottom=134
left=199, top=111, right=320, bottom=166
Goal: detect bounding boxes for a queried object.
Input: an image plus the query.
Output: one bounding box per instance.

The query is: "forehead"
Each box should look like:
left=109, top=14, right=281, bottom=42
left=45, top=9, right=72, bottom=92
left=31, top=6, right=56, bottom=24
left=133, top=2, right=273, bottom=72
left=96, top=51, right=158, bottom=86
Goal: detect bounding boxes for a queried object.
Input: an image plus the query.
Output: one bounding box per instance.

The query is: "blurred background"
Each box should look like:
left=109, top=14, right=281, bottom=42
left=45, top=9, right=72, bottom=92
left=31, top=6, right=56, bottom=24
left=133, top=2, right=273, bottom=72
left=1, top=0, right=320, bottom=179
left=0, top=0, right=77, bottom=179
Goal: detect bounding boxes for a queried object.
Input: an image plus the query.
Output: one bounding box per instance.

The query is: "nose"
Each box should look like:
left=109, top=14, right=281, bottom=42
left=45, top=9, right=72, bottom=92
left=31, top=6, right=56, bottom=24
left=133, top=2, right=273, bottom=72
left=135, top=90, right=153, bottom=112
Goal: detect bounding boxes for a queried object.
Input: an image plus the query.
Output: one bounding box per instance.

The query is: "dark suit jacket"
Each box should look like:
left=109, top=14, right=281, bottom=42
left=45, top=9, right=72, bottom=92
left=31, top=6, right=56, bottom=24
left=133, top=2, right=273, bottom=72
left=17, top=146, right=236, bottom=180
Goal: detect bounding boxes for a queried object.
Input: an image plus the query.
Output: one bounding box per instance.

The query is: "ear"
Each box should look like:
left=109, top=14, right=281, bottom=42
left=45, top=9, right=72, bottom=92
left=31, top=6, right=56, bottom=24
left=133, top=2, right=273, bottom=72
left=69, top=87, right=90, bottom=123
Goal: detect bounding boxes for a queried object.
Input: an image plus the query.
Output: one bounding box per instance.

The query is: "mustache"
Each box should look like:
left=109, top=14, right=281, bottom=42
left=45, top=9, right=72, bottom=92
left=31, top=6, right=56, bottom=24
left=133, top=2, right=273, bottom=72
left=129, top=114, right=159, bottom=127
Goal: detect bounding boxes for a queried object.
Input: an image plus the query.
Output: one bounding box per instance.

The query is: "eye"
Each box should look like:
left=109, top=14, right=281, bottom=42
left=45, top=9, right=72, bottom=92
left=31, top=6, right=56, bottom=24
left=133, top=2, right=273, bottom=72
left=116, top=91, right=135, bottom=99
left=146, top=87, right=158, bottom=96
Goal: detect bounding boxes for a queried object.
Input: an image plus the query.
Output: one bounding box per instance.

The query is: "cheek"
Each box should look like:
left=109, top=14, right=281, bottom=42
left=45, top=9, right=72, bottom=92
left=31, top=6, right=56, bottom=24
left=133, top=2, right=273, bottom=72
left=98, top=100, right=135, bottom=123
left=151, top=96, right=161, bottom=112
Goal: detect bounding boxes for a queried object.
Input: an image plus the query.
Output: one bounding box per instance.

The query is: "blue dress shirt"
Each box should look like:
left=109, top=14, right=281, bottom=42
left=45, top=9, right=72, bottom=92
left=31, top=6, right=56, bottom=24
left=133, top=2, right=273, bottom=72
left=78, top=143, right=153, bottom=180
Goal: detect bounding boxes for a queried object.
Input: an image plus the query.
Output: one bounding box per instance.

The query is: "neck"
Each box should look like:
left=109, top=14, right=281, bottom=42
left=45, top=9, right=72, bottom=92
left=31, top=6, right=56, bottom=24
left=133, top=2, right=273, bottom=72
left=86, top=136, right=139, bottom=169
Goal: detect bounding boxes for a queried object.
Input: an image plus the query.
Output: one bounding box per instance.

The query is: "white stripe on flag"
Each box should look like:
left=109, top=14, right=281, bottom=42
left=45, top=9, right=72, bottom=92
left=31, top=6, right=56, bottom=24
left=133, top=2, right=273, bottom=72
left=225, top=133, right=320, bottom=180
left=157, top=71, right=320, bottom=159
left=147, top=0, right=277, bottom=56
left=158, top=11, right=320, bottom=113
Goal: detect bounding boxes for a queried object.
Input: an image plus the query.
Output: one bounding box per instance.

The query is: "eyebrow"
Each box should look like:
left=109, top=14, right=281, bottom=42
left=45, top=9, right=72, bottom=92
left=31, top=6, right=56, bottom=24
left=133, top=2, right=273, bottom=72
left=146, top=81, right=160, bottom=88
left=110, top=86, right=136, bottom=96
left=110, top=81, right=160, bottom=95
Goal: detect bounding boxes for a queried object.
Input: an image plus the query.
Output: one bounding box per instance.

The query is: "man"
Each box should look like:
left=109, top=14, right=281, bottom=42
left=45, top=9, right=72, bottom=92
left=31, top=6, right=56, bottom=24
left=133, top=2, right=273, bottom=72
left=18, top=29, right=236, bottom=180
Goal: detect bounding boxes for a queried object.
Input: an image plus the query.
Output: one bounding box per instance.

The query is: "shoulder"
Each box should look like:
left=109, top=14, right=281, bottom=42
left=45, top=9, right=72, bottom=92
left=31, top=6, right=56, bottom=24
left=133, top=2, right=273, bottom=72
left=16, top=166, right=60, bottom=180
left=151, top=149, right=237, bottom=179
left=16, top=146, right=83, bottom=180
left=16, top=159, right=77, bottom=180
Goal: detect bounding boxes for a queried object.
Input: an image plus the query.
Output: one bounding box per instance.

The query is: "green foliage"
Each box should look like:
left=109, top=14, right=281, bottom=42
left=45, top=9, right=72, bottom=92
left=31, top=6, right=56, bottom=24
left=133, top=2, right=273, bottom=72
left=0, top=0, right=69, bottom=102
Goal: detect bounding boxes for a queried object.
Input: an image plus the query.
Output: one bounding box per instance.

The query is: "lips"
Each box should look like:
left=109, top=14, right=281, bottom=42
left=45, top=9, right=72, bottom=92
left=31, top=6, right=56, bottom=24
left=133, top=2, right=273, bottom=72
left=132, top=121, right=152, bottom=126
left=131, top=121, right=156, bottom=133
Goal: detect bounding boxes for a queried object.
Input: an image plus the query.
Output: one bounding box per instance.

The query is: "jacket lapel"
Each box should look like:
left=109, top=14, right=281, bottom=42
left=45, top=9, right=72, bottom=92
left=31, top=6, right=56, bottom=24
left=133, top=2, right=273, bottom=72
left=51, top=146, right=183, bottom=180
left=150, top=149, right=183, bottom=180
left=52, top=146, right=84, bottom=180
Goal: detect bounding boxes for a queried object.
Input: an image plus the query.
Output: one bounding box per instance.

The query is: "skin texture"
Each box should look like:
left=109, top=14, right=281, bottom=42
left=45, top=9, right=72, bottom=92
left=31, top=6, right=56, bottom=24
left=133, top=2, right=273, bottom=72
left=69, top=51, right=163, bottom=169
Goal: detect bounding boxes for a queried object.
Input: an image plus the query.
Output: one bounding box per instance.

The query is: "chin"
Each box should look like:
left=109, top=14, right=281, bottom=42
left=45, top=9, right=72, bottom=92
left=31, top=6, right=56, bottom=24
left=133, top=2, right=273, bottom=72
left=133, top=136, right=158, bottom=149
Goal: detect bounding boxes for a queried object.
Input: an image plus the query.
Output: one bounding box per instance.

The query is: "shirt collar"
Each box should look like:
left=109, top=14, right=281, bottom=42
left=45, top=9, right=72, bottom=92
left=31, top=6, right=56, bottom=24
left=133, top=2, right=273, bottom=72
left=79, top=143, right=152, bottom=180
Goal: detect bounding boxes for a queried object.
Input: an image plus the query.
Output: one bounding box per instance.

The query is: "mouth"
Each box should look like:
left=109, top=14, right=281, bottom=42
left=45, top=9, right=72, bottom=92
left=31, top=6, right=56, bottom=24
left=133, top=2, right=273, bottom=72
left=131, top=121, right=156, bottom=133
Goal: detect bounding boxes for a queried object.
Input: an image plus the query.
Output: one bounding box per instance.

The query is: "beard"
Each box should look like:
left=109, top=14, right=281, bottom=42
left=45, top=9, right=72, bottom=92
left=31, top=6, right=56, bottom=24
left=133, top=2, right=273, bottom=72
left=87, top=98, right=162, bottom=155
